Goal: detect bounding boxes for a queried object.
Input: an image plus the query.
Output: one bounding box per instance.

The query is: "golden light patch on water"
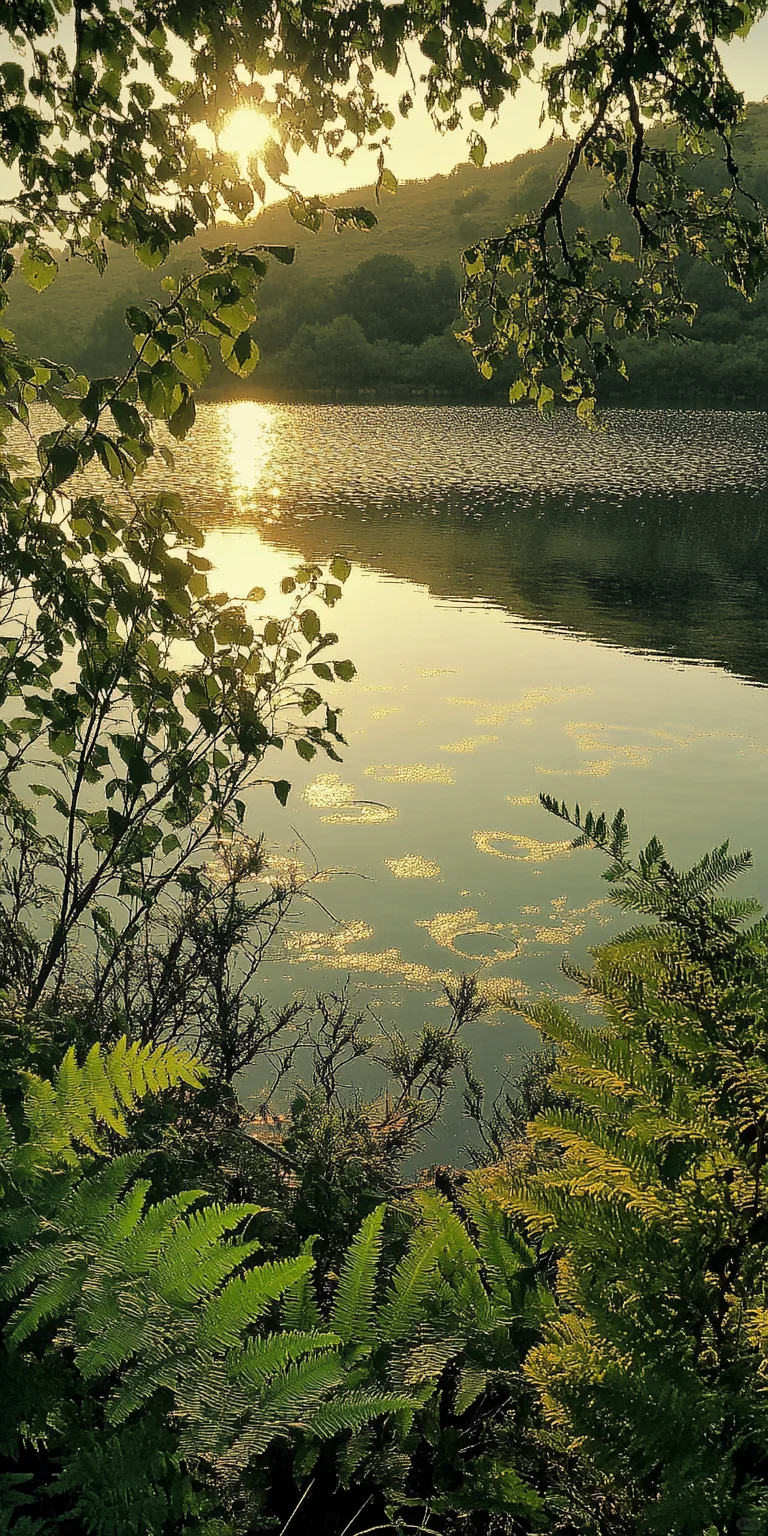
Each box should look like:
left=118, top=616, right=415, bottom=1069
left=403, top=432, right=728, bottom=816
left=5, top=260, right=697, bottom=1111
left=507, top=795, right=537, bottom=805
left=564, top=722, right=653, bottom=769
left=321, top=802, right=398, bottom=825
left=370, top=706, right=400, bottom=720
left=439, top=735, right=498, bottom=753
left=303, top=772, right=356, bottom=809
left=263, top=852, right=340, bottom=889
left=417, top=667, right=457, bottom=676
left=449, top=685, right=592, bottom=728
left=477, top=976, right=532, bottom=1011
left=364, top=763, right=455, bottom=785
left=520, top=905, right=540, bottom=915
left=350, top=683, right=395, bottom=693
left=288, top=925, right=453, bottom=991
left=473, top=830, right=578, bottom=862
left=385, top=854, right=441, bottom=879
left=538, top=722, right=751, bottom=781
left=282, top=911, right=525, bottom=1011
left=286, top=918, right=374, bottom=956
left=533, top=920, right=586, bottom=944
left=263, top=854, right=309, bottom=888
left=206, top=832, right=264, bottom=886
left=417, top=907, right=519, bottom=961
left=224, top=401, right=276, bottom=505
left=525, top=895, right=611, bottom=945
left=206, top=834, right=336, bottom=891
left=537, top=758, right=614, bottom=778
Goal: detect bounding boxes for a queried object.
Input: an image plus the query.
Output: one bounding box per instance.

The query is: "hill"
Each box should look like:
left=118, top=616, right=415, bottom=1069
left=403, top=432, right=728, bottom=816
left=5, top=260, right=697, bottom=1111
left=6, top=102, right=768, bottom=402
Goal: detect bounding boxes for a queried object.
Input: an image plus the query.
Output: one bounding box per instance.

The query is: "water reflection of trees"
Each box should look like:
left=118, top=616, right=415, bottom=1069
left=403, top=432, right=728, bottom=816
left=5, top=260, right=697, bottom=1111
left=235, top=487, right=768, bottom=688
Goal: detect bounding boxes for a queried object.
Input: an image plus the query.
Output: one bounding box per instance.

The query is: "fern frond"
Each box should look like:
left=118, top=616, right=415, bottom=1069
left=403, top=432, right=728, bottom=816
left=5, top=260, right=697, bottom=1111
left=231, top=1330, right=341, bottom=1386
left=257, top=1352, right=346, bottom=1420
left=13, top=1039, right=204, bottom=1185
left=195, top=1254, right=314, bottom=1350
left=116, top=1191, right=206, bottom=1276
left=378, top=1208, right=455, bottom=1343
left=329, top=1203, right=386, bottom=1345
left=59, top=1155, right=146, bottom=1237
left=151, top=1204, right=262, bottom=1305
left=306, top=1390, right=413, bottom=1441
left=281, top=1237, right=321, bottom=1331
left=6, top=1263, right=89, bottom=1347
left=463, top=1180, right=537, bottom=1306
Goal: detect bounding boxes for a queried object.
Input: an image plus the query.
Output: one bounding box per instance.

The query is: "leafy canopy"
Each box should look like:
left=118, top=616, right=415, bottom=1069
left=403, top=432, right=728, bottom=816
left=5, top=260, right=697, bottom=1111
left=3, top=0, right=768, bottom=415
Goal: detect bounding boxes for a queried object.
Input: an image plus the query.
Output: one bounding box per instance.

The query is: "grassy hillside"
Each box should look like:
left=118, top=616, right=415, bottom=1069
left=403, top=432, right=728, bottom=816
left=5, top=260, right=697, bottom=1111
left=6, top=101, right=768, bottom=400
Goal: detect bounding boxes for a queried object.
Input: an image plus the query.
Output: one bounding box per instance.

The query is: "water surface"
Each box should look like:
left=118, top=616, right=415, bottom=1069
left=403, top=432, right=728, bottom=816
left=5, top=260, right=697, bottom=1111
left=171, top=404, right=768, bottom=1147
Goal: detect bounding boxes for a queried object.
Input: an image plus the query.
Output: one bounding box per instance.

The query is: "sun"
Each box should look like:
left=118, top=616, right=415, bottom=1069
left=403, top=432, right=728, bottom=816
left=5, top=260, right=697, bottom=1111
left=219, top=107, right=271, bottom=169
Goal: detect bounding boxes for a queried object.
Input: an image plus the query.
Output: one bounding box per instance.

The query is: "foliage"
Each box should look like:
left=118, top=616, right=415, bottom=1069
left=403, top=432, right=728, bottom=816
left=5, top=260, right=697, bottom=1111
left=3, top=0, right=768, bottom=421
left=481, top=797, right=768, bottom=1534
left=0, top=237, right=358, bottom=1014
left=0, top=1029, right=552, bottom=1534
left=11, top=114, right=768, bottom=403
left=4, top=2, right=768, bottom=1531
left=0, top=1034, right=413, bottom=1533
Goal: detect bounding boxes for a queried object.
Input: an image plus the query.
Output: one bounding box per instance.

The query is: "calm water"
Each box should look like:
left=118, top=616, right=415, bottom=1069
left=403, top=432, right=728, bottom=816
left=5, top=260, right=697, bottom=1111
left=129, top=405, right=768, bottom=1146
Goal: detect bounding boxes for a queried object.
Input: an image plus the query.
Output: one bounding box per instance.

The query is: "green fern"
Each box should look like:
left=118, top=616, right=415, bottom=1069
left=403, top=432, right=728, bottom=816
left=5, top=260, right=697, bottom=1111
left=232, top=1330, right=341, bottom=1386
left=195, top=1255, right=316, bottom=1349
left=5, top=1038, right=202, bottom=1183
left=306, top=1390, right=413, bottom=1441
left=329, top=1201, right=385, bottom=1344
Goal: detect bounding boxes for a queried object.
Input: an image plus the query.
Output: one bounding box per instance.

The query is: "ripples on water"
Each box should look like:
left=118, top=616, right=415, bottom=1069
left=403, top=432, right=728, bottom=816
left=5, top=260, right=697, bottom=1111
left=172, top=403, right=768, bottom=506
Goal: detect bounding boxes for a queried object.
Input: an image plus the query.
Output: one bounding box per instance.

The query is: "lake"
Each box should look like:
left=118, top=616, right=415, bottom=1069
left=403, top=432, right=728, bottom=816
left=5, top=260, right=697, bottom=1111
left=160, top=402, right=768, bottom=1151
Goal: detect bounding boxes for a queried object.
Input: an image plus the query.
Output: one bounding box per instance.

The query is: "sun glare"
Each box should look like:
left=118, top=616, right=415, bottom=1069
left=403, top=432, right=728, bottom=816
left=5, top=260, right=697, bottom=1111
left=219, top=107, right=271, bottom=169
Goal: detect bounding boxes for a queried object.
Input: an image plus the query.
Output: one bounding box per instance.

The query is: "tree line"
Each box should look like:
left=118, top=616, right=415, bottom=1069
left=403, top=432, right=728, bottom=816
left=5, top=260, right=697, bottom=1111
left=17, top=241, right=768, bottom=405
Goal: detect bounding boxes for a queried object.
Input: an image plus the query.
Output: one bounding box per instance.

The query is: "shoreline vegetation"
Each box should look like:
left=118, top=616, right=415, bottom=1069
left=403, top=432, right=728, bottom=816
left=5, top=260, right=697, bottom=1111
left=8, top=101, right=768, bottom=411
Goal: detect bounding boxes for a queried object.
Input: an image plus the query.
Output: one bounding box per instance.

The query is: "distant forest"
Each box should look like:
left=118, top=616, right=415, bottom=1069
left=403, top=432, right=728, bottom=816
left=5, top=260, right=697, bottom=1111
left=8, top=102, right=768, bottom=405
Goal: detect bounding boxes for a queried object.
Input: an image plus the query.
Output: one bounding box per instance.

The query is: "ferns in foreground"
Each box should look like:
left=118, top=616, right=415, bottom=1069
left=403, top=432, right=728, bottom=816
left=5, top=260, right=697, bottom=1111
left=0, top=1028, right=549, bottom=1534
left=483, top=803, right=768, bottom=1536
left=7, top=814, right=768, bottom=1534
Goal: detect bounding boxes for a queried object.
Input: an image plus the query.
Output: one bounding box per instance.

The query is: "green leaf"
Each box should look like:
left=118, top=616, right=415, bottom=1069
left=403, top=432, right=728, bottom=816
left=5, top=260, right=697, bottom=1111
left=220, top=331, right=260, bottom=378
left=256, top=244, right=295, bottom=265
left=172, top=339, right=210, bottom=388
left=333, top=660, right=356, bottom=682
left=273, top=780, right=291, bottom=805
left=21, top=245, right=59, bottom=293
left=330, top=557, right=351, bottom=583
left=168, top=392, right=196, bottom=441
left=247, top=586, right=266, bottom=603
left=299, top=609, right=320, bottom=643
